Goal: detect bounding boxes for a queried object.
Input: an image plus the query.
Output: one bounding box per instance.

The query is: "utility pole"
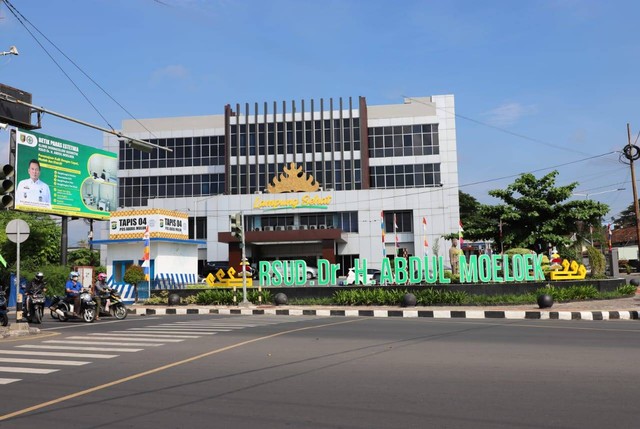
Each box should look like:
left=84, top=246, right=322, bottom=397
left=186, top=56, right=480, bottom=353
left=625, top=123, right=640, bottom=262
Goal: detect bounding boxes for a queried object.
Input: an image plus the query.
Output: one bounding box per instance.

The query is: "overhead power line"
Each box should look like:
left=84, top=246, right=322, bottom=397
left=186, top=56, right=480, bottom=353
left=2, top=0, right=158, bottom=139
left=403, top=95, right=603, bottom=158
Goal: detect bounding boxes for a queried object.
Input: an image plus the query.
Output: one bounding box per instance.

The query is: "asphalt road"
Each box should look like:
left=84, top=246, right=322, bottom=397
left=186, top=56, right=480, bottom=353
left=0, top=314, right=639, bottom=428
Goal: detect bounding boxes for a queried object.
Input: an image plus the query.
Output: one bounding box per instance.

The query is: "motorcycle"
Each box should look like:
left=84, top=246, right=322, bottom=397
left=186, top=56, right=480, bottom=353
left=49, top=287, right=96, bottom=323
left=95, top=287, right=128, bottom=320
left=24, top=290, right=46, bottom=324
left=0, top=289, right=8, bottom=327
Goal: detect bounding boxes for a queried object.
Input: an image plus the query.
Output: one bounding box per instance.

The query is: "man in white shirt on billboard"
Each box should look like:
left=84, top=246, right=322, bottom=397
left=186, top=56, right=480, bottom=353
left=16, top=159, right=51, bottom=207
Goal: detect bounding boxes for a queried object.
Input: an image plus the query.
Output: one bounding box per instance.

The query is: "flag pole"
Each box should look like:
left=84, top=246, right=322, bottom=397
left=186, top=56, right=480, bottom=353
left=381, top=211, right=386, bottom=259
left=422, top=217, right=428, bottom=257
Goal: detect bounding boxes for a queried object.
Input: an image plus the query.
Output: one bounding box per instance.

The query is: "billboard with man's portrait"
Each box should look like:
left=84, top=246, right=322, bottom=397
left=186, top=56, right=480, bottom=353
left=14, top=128, right=118, bottom=220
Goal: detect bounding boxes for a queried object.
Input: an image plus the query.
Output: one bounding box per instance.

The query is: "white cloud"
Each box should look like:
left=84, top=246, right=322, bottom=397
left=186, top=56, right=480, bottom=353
left=482, top=102, right=537, bottom=127
left=150, top=64, right=190, bottom=85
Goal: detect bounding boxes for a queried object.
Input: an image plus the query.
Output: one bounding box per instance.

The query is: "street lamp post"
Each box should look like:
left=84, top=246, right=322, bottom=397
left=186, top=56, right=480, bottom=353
left=193, top=196, right=213, bottom=242
left=572, top=188, right=626, bottom=198
left=194, top=199, right=199, bottom=241
left=0, top=45, right=18, bottom=56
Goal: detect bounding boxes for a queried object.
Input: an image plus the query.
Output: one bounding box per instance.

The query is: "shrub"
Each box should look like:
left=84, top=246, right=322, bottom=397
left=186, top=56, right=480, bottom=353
left=535, top=284, right=599, bottom=301
left=586, top=245, right=605, bottom=277
left=505, top=248, right=534, bottom=256
left=615, top=284, right=636, bottom=295
left=124, top=265, right=146, bottom=286
left=190, top=288, right=272, bottom=305
left=21, top=265, right=71, bottom=297
left=332, top=284, right=628, bottom=306
left=145, top=290, right=169, bottom=305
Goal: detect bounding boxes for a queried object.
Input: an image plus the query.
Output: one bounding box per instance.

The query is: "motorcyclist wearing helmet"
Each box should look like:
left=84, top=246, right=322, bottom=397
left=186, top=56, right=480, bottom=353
left=23, top=272, right=46, bottom=320
left=65, top=271, right=82, bottom=316
left=93, top=273, right=109, bottom=320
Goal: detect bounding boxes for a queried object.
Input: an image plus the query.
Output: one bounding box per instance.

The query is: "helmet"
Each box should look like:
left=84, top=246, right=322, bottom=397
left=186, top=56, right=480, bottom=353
left=97, top=273, right=107, bottom=281
left=35, top=272, right=44, bottom=281
left=69, top=271, right=79, bottom=279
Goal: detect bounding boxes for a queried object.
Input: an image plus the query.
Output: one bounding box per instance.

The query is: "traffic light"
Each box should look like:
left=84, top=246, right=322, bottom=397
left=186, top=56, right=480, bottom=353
left=0, top=163, right=14, bottom=209
left=230, top=212, right=244, bottom=240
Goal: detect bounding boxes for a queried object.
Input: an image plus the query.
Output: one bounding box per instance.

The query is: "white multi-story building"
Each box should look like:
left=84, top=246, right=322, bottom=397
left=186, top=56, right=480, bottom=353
left=103, top=95, right=460, bottom=279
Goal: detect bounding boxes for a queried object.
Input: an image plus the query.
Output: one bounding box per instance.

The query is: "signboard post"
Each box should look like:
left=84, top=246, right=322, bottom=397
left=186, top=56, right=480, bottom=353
left=6, top=219, right=29, bottom=323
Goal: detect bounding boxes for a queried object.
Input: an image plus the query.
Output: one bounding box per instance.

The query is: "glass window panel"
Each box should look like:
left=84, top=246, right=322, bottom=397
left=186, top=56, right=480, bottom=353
left=405, top=174, right=414, bottom=186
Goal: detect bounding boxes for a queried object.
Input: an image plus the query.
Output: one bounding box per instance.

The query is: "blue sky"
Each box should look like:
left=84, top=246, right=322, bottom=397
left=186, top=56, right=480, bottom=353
left=1, top=0, right=639, bottom=244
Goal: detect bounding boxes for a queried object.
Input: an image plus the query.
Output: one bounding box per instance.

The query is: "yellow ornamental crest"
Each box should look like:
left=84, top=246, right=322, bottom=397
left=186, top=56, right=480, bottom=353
left=267, top=162, right=320, bottom=193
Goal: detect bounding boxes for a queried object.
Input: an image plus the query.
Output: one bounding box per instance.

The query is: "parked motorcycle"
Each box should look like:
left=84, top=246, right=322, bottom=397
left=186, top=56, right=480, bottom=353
left=0, top=289, right=8, bottom=327
left=24, top=290, right=46, bottom=324
left=49, top=287, right=96, bottom=323
left=49, top=295, right=63, bottom=320
left=95, top=288, right=128, bottom=320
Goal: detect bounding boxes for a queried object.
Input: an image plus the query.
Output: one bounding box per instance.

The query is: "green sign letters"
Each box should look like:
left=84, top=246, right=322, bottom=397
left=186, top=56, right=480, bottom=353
left=258, top=254, right=545, bottom=286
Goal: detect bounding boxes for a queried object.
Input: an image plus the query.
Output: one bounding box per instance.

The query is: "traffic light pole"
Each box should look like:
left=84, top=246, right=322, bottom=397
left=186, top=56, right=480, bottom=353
left=240, top=217, right=249, bottom=306
left=0, top=91, right=172, bottom=153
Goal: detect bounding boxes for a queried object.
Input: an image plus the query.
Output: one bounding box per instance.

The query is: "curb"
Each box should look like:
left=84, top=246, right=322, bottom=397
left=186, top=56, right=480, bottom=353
left=0, top=324, right=42, bottom=339
left=131, top=307, right=640, bottom=321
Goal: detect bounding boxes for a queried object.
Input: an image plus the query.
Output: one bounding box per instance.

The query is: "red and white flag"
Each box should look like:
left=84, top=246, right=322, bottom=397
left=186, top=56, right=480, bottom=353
left=458, top=220, right=464, bottom=247
left=422, top=217, right=428, bottom=254
left=394, top=214, right=399, bottom=251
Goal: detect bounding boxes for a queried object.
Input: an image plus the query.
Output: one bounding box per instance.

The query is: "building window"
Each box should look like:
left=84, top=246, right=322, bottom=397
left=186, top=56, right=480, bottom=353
left=227, top=99, right=362, bottom=195
left=369, top=163, right=440, bottom=190
left=261, top=215, right=294, bottom=229
left=368, top=124, right=439, bottom=158
left=383, top=211, right=412, bottom=233
left=338, top=211, right=359, bottom=232
left=119, top=173, right=225, bottom=207
left=189, top=216, right=207, bottom=240
left=112, top=260, right=134, bottom=283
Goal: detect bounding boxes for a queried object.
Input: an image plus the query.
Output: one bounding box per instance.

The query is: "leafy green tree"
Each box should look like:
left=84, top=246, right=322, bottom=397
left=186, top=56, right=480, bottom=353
left=457, top=191, right=499, bottom=242
left=474, top=171, right=609, bottom=252
left=611, top=202, right=638, bottom=228
left=67, top=248, right=101, bottom=267
left=124, top=264, right=146, bottom=303
left=124, top=265, right=145, bottom=286
left=0, top=211, right=61, bottom=273
left=22, top=265, right=71, bottom=297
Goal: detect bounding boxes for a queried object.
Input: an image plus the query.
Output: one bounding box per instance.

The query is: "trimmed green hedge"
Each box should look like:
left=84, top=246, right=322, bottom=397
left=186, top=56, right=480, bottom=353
left=145, top=284, right=636, bottom=307
left=145, top=289, right=272, bottom=305
left=331, top=284, right=634, bottom=306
